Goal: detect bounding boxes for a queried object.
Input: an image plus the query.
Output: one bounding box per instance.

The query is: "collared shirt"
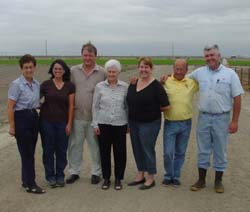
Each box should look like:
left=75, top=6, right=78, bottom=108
left=92, top=79, right=128, bottom=128
left=8, top=75, right=40, bottom=111
left=71, top=64, right=106, bottom=121
left=188, top=64, right=244, bottom=113
left=163, top=75, right=198, bottom=120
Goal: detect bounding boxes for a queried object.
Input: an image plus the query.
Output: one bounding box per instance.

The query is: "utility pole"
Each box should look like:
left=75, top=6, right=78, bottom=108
left=171, top=42, right=174, bottom=58
left=45, top=40, right=48, bottom=56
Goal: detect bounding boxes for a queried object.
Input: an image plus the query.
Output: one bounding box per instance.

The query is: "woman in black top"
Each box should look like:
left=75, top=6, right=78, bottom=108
left=40, top=59, right=75, bottom=188
left=127, top=57, right=170, bottom=190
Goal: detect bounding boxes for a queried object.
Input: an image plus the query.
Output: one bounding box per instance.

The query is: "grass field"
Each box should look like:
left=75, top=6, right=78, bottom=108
left=1, top=57, right=250, bottom=66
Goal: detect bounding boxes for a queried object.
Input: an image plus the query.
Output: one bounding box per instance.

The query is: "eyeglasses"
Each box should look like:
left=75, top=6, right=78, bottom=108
left=204, top=44, right=219, bottom=51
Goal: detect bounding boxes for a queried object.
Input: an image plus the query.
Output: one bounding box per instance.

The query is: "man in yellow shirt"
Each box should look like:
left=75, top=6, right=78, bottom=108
left=162, top=59, right=198, bottom=186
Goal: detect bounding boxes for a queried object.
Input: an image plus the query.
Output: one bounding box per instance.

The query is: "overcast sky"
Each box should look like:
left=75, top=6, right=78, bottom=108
left=1, top=0, right=250, bottom=57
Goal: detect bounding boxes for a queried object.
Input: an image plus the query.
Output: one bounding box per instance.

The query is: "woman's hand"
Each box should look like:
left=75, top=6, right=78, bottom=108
left=130, top=76, right=138, bottom=85
left=8, top=126, right=15, bottom=136
left=94, top=127, right=100, bottom=136
left=65, top=124, right=72, bottom=136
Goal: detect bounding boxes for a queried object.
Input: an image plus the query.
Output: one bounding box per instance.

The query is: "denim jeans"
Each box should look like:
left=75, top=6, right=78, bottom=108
left=129, top=119, right=161, bottom=174
left=40, top=119, right=68, bottom=182
left=163, top=119, right=192, bottom=180
left=196, top=112, right=230, bottom=171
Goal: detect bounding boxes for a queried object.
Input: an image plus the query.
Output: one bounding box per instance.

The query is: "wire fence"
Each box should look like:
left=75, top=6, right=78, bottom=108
left=234, top=67, right=250, bottom=90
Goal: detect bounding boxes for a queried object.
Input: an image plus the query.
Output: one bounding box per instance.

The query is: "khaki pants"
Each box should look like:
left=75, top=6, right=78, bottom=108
left=67, top=119, right=101, bottom=176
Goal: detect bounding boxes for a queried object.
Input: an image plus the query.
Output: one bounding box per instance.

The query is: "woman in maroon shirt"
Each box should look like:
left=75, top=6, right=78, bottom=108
left=40, top=59, right=75, bottom=188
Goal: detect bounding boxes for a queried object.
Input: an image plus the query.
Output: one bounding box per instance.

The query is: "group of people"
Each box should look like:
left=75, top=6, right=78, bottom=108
left=7, top=43, right=243, bottom=195
left=7, top=56, right=75, bottom=194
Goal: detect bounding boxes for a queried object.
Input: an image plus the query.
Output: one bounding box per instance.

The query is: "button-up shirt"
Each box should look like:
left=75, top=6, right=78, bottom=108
left=164, top=75, right=198, bottom=120
left=71, top=64, right=106, bottom=121
left=188, top=64, right=244, bottom=113
left=8, top=75, right=40, bottom=111
left=92, top=79, right=128, bottom=128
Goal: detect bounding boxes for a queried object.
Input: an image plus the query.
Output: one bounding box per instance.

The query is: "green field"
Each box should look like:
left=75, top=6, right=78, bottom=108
left=0, top=57, right=250, bottom=66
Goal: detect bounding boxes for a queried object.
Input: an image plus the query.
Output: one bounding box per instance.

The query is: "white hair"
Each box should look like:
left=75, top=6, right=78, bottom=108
left=204, top=44, right=220, bottom=53
left=104, top=59, right=122, bottom=72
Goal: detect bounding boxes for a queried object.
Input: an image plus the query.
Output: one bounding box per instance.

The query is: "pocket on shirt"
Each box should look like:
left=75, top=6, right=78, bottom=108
left=215, top=82, right=230, bottom=95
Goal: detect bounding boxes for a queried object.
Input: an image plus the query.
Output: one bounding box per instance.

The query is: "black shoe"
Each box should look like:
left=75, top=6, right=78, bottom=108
left=26, top=185, right=46, bottom=194
left=114, top=179, right=122, bottom=190
left=91, top=175, right=101, bottom=184
left=127, top=178, right=146, bottom=186
left=48, top=180, right=57, bottom=188
left=162, top=179, right=173, bottom=186
left=56, top=179, right=65, bottom=187
left=101, top=179, right=111, bottom=190
left=139, top=181, right=156, bottom=190
left=173, top=179, right=181, bottom=186
left=22, top=183, right=29, bottom=191
left=66, top=175, right=79, bottom=184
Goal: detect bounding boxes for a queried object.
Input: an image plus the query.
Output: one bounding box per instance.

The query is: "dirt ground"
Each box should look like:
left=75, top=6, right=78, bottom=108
left=0, top=65, right=250, bottom=212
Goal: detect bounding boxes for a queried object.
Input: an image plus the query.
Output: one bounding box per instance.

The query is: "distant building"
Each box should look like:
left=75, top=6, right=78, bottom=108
left=222, top=58, right=229, bottom=67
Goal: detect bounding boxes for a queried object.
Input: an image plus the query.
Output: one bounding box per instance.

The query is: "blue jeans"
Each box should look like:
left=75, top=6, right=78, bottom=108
left=40, top=119, right=68, bottom=182
left=197, top=112, right=230, bottom=172
left=129, top=119, right=161, bottom=174
left=163, top=119, right=192, bottom=180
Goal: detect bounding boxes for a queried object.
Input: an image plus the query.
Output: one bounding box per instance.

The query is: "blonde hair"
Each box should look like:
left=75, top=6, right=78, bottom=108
left=138, top=57, right=153, bottom=69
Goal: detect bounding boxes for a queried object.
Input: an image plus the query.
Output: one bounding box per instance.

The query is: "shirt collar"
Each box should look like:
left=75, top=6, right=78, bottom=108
left=171, top=74, right=188, bottom=82
left=207, top=64, right=223, bottom=72
left=20, top=74, right=36, bottom=85
left=104, top=79, right=123, bottom=86
left=81, top=63, right=99, bottom=73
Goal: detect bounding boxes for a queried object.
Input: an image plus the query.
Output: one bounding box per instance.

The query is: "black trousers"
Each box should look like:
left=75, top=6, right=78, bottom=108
left=14, top=109, right=39, bottom=186
left=97, top=124, right=127, bottom=180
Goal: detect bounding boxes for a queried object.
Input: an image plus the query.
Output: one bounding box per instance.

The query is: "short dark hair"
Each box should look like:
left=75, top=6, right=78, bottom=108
left=48, top=59, right=71, bottom=82
left=19, top=54, right=36, bottom=68
left=138, top=57, right=153, bottom=69
left=81, top=42, right=97, bottom=56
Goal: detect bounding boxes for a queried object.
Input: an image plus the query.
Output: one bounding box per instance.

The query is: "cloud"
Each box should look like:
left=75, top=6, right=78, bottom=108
left=0, top=0, right=250, bottom=56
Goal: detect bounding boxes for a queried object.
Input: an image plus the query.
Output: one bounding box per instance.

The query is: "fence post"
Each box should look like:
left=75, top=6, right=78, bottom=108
left=240, top=68, right=243, bottom=84
left=248, top=68, right=250, bottom=89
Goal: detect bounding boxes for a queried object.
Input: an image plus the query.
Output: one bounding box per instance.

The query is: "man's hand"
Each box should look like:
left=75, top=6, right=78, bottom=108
left=160, top=74, right=169, bottom=84
left=228, top=121, right=238, bottom=134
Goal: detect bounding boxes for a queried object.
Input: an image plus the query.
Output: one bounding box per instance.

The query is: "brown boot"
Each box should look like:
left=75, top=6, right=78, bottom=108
left=214, top=171, right=224, bottom=193
left=190, top=168, right=206, bottom=191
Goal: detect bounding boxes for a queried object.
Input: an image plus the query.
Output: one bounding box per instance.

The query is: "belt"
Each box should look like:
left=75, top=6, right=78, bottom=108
left=15, top=109, right=37, bottom=113
left=200, top=111, right=230, bottom=115
left=165, top=118, right=191, bottom=122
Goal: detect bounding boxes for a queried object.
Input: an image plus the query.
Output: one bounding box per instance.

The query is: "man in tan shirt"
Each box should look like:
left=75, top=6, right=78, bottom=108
left=66, top=42, right=106, bottom=184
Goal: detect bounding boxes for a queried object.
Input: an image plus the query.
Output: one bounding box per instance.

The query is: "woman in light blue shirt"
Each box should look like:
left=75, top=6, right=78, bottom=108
left=7, top=54, right=45, bottom=194
left=92, top=59, right=128, bottom=190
